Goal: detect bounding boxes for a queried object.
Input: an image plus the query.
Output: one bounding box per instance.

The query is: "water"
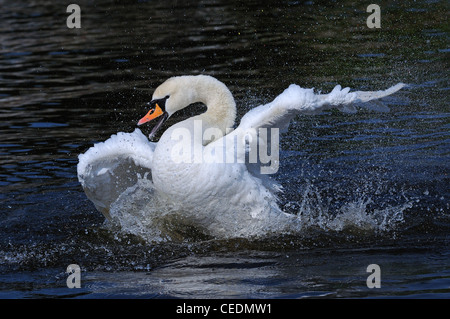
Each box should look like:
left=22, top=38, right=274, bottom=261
left=0, top=0, right=449, bottom=299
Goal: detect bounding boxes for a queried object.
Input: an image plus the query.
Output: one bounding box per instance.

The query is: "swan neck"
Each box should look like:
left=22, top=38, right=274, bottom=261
left=195, top=77, right=236, bottom=134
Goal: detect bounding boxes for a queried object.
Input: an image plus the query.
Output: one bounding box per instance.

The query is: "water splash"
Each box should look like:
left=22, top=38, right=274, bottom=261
left=291, top=180, right=413, bottom=235
left=101, top=168, right=415, bottom=243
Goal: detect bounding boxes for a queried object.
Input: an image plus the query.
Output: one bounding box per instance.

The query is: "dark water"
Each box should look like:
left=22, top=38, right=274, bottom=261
left=0, top=0, right=449, bottom=299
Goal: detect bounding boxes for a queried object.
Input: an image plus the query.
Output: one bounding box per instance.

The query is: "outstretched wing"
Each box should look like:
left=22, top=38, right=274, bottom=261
left=210, top=82, right=405, bottom=189
left=77, top=128, right=156, bottom=219
left=237, top=83, right=406, bottom=133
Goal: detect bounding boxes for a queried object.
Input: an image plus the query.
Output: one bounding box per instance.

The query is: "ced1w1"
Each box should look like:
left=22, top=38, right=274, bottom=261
left=220, top=303, right=271, bottom=314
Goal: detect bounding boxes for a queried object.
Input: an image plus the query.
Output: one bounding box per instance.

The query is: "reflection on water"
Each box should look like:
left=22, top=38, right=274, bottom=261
left=0, top=0, right=448, bottom=298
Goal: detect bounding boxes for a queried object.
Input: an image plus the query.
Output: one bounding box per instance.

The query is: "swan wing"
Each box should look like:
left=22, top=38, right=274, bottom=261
left=77, top=128, right=155, bottom=219
left=209, top=82, right=405, bottom=185
left=237, top=82, right=406, bottom=133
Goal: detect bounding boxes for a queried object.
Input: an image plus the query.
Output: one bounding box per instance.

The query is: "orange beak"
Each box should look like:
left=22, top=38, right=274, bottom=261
left=137, top=103, right=164, bottom=126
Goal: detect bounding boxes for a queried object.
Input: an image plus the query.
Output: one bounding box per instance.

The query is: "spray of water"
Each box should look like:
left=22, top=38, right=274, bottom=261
left=103, top=167, right=415, bottom=243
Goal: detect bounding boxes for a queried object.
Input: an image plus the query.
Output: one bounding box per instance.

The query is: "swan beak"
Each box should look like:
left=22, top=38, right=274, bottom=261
left=137, top=103, right=164, bottom=126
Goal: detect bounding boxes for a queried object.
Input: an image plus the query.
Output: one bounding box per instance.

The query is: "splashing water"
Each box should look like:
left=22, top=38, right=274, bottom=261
left=291, top=180, right=412, bottom=235
left=94, top=158, right=414, bottom=243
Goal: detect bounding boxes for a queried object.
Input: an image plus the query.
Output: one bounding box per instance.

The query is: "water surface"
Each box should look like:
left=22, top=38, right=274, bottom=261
left=0, top=0, right=449, bottom=298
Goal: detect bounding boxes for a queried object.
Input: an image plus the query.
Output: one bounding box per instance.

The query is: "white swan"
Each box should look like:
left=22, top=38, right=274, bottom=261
left=77, top=75, right=405, bottom=240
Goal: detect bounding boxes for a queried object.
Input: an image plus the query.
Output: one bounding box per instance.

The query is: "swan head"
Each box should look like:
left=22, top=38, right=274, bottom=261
left=137, top=75, right=236, bottom=139
left=137, top=95, right=170, bottom=139
left=137, top=76, right=203, bottom=139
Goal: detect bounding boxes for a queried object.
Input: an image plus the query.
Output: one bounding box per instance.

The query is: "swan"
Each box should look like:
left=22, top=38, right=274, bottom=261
left=77, top=75, right=405, bottom=239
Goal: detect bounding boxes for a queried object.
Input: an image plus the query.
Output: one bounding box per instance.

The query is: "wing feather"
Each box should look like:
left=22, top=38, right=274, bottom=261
left=210, top=82, right=405, bottom=182
left=77, top=128, right=156, bottom=218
